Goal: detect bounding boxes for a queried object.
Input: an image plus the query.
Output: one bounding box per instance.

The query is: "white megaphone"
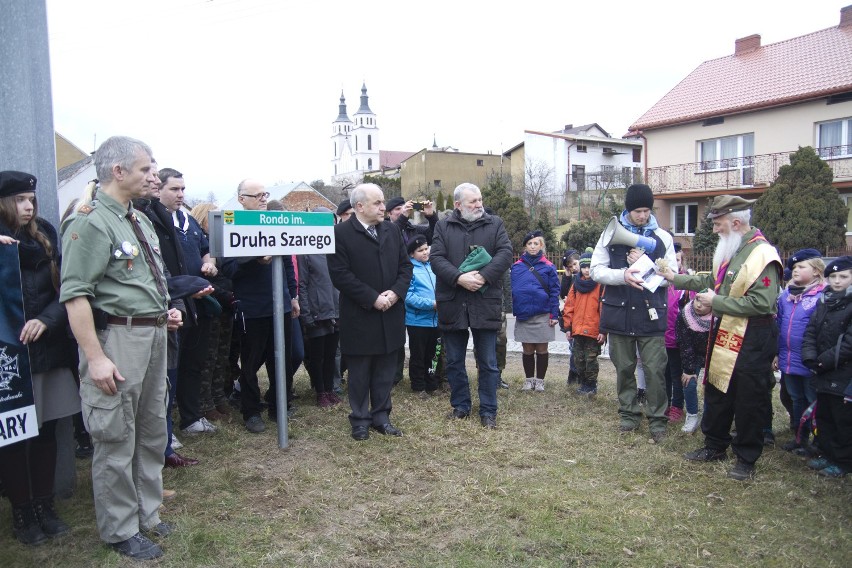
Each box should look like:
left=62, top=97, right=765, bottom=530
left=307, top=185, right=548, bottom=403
left=601, top=216, right=657, bottom=252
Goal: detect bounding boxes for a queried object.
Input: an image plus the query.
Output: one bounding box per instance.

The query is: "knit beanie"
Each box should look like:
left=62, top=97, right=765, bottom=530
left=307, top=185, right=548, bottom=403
left=579, top=247, right=593, bottom=267
left=624, top=184, right=654, bottom=211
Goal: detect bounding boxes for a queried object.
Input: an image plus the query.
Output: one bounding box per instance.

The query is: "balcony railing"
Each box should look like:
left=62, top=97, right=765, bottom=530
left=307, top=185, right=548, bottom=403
left=647, top=147, right=852, bottom=194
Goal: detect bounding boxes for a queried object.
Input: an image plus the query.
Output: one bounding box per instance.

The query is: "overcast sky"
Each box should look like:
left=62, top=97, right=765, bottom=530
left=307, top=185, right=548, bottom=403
left=46, top=0, right=849, bottom=204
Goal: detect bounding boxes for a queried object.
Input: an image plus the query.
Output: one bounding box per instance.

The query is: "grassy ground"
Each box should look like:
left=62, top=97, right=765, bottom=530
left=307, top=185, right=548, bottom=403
left=1, top=353, right=850, bottom=567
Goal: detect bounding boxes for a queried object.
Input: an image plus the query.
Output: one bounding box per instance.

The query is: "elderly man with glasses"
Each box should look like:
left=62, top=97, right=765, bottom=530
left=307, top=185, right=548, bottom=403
left=229, top=179, right=299, bottom=433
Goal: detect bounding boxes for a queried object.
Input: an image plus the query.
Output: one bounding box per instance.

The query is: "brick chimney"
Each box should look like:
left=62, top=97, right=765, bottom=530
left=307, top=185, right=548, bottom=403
left=735, top=34, right=761, bottom=55
left=841, top=4, right=852, bottom=27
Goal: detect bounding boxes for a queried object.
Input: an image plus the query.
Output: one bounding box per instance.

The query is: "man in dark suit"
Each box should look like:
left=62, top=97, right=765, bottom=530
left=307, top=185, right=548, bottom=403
left=328, top=183, right=412, bottom=441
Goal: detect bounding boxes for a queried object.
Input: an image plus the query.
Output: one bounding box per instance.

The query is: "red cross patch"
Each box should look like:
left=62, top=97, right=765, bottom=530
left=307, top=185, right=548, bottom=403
left=762, top=277, right=771, bottom=287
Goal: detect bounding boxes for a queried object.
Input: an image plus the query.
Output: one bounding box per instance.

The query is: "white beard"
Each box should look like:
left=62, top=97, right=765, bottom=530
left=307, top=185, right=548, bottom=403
left=460, top=208, right=483, bottom=222
left=713, top=231, right=743, bottom=268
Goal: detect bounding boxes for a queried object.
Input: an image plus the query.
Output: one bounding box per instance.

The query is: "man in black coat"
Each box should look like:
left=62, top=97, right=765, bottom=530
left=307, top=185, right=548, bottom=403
left=429, top=183, right=513, bottom=429
left=328, top=183, right=412, bottom=441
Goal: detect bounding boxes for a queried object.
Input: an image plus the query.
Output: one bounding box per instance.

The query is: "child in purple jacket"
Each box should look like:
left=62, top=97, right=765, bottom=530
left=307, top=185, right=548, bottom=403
left=775, top=249, right=825, bottom=454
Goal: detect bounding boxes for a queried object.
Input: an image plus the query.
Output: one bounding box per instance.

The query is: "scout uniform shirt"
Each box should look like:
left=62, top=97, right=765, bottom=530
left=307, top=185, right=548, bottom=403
left=59, top=192, right=170, bottom=315
left=671, top=228, right=780, bottom=318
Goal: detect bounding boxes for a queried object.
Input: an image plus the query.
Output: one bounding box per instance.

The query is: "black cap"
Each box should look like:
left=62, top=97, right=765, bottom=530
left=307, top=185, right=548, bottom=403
left=522, top=230, right=543, bottom=246
left=824, top=256, right=852, bottom=277
left=0, top=171, right=37, bottom=198
left=407, top=235, right=428, bottom=255
left=624, top=184, right=654, bottom=212
left=336, top=199, right=352, bottom=216
left=386, top=197, right=405, bottom=211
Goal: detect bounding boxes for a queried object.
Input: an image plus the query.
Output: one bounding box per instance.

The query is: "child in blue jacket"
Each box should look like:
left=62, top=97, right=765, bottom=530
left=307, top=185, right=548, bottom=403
left=405, top=235, right=440, bottom=396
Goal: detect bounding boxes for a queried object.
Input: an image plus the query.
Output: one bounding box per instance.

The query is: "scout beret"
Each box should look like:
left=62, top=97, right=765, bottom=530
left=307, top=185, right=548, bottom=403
left=787, top=248, right=822, bottom=270
left=522, top=230, right=543, bottom=246
left=407, top=234, right=428, bottom=255
left=386, top=197, right=405, bottom=211
left=824, top=256, right=852, bottom=277
left=0, top=171, right=37, bottom=198
left=336, top=199, right=352, bottom=216
left=706, top=195, right=756, bottom=219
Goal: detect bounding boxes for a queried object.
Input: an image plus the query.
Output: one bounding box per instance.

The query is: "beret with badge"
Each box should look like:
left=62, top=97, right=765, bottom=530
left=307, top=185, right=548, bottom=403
left=786, top=248, right=822, bottom=270
left=824, top=255, right=852, bottom=277
left=706, top=195, right=756, bottom=219
left=522, top=230, right=543, bottom=247
left=0, top=170, right=37, bottom=198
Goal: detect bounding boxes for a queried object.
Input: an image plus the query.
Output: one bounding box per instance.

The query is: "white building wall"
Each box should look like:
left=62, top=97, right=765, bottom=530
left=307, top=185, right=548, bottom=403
left=644, top=98, right=852, bottom=168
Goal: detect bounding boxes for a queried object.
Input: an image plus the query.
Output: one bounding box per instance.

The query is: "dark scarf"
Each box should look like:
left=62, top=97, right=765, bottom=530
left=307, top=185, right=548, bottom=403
left=0, top=219, right=51, bottom=271
left=573, top=275, right=597, bottom=294
left=522, top=251, right=543, bottom=265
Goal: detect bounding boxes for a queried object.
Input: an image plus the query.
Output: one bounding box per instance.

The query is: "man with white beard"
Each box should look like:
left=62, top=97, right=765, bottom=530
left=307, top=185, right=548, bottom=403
left=658, top=195, right=782, bottom=480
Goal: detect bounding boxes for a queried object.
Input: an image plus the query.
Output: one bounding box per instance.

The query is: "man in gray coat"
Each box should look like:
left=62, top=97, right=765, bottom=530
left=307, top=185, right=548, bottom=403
left=430, top=183, right=513, bottom=428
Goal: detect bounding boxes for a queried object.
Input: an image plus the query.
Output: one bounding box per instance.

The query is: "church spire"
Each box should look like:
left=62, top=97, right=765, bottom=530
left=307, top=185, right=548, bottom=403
left=357, top=82, right=372, bottom=114
left=335, top=90, right=350, bottom=122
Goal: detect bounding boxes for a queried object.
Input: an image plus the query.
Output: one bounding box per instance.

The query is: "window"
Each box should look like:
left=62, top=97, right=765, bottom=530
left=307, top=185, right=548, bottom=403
left=622, top=167, right=632, bottom=186
left=698, top=133, right=754, bottom=170
left=577, top=144, right=587, bottom=153
left=356, top=160, right=359, bottom=170
left=817, top=118, right=852, bottom=158
left=355, top=136, right=358, bottom=151
left=672, top=203, right=699, bottom=235
left=476, top=159, right=484, bottom=166
left=368, top=135, right=372, bottom=150
left=632, top=148, right=642, bottom=162
left=434, top=180, right=442, bottom=188
left=572, top=165, right=585, bottom=191
left=368, top=158, right=373, bottom=170
left=334, top=142, right=336, bottom=157
left=601, top=165, right=615, bottom=183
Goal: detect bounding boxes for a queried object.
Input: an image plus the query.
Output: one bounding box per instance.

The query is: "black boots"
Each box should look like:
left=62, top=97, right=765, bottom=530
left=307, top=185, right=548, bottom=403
left=34, top=496, right=70, bottom=537
left=12, top=502, right=46, bottom=546
left=12, top=497, right=70, bottom=545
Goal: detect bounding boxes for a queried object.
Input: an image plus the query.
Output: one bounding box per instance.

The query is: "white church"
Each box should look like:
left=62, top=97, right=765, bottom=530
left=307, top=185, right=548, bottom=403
left=331, top=83, right=380, bottom=183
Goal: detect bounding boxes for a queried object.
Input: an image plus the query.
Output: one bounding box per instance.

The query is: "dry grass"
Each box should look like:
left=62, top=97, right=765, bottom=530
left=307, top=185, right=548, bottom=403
left=1, top=352, right=850, bottom=567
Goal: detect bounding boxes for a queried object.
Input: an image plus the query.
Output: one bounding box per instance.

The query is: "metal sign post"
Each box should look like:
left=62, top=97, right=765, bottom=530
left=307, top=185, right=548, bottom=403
left=210, top=209, right=335, bottom=449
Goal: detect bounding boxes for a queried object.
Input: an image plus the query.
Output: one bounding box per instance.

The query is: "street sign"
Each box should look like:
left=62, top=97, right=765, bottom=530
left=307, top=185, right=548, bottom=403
left=209, top=210, right=335, bottom=257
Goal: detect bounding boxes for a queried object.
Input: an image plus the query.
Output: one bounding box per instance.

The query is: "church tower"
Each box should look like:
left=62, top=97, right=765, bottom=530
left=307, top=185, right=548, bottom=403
left=331, top=90, right=354, bottom=181
left=351, top=82, right=379, bottom=175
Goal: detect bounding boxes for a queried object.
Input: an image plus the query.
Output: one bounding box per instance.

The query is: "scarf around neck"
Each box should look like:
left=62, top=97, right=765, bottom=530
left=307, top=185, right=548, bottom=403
left=619, top=210, right=659, bottom=236
left=683, top=300, right=712, bottom=333
left=573, top=275, right=597, bottom=294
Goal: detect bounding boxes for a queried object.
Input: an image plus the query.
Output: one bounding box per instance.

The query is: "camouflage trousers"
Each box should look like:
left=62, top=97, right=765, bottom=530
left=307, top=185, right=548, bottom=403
left=199, top=310, right=233, bottom=413
left=573, top=335, right=601, bottom=388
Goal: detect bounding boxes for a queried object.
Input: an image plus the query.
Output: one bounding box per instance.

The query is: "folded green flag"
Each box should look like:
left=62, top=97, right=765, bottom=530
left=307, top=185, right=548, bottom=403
left=458, top=245, right=492, bottom=293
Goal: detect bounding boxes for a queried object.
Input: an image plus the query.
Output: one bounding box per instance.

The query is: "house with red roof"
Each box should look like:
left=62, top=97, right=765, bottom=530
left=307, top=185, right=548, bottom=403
left=629, top=5, right=852, bottom=249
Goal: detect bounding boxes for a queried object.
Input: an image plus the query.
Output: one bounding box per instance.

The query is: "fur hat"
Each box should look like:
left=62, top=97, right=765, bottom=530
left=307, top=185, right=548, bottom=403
left=624, top=184, right=654, bottom=212
left=0, top=171, right=37, bottom=198
left=407, top=234, right=428, bottom=255
left=579, top=247, right=594, bottom=267
left=824, top=255, right=852, bottom=277
left=386, top=197, right=405, bottom=211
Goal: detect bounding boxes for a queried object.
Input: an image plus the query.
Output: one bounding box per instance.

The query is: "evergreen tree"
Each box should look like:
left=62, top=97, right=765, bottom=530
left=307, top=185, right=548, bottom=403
left=534, top=210, right=558, bottom=253
left=435, top=190, right=445, bottom=211
left=692, top=198, right=718, bottom=254
left=753, top=146, right=847, bottom=252
left=560, top=217, right=608, bottom=253
left=481, top=173, right=531, bottom=252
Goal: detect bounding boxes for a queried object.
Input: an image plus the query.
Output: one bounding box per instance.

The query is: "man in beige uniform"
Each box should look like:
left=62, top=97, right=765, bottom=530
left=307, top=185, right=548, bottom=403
left=61, top=136, right=179, bottom=560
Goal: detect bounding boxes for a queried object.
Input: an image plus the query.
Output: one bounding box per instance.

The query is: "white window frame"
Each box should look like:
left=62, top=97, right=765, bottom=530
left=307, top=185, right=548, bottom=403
left=697, top=133, right=754, bottom=172
left=671, top=202, right=699, bottom=236
left=816, top=118, right=852, bottom=159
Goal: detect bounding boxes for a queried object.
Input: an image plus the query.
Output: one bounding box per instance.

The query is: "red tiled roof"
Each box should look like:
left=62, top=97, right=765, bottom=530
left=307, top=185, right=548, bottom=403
left=379, top=150, right=417, bottom=169
left=630, top=25, right=852, bottom=131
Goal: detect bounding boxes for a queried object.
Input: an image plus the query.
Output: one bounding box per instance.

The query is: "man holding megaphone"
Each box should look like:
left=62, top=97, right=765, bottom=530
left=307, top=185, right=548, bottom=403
left=590, top=184, right=677, bottom=443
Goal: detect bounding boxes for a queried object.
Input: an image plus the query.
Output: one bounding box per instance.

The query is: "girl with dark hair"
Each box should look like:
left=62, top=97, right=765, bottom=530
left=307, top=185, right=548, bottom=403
left=0, top=171, right=80, bottom=545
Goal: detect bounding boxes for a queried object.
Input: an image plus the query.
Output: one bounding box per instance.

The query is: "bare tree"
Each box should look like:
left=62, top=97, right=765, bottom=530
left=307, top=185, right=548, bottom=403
left=519, top=158, right=556, bottom=221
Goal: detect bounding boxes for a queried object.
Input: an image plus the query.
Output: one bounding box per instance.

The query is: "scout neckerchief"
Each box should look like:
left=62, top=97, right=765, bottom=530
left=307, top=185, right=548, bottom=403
left=706, top=229, right=780, bottom=393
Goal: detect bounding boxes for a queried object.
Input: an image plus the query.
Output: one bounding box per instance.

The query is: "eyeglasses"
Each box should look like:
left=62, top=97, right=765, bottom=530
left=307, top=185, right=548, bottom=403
left=240, top=192, right=270, bottom=200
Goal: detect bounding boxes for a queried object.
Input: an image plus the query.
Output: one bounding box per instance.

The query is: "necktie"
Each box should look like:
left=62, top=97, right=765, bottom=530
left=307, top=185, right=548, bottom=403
left=126, top=211, right=169, bottom=300
left=367, top=225, right=378, bottom=240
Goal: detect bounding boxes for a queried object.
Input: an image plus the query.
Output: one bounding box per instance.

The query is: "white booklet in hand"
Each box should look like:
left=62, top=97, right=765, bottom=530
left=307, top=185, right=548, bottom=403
left=632, top=254, right=666, bottom=293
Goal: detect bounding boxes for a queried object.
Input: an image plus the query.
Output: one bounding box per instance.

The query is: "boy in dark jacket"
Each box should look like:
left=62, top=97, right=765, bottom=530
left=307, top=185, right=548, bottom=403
left=801, top=256, right=852, bottom=478
left=562, top=249, right=605, bottom=395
